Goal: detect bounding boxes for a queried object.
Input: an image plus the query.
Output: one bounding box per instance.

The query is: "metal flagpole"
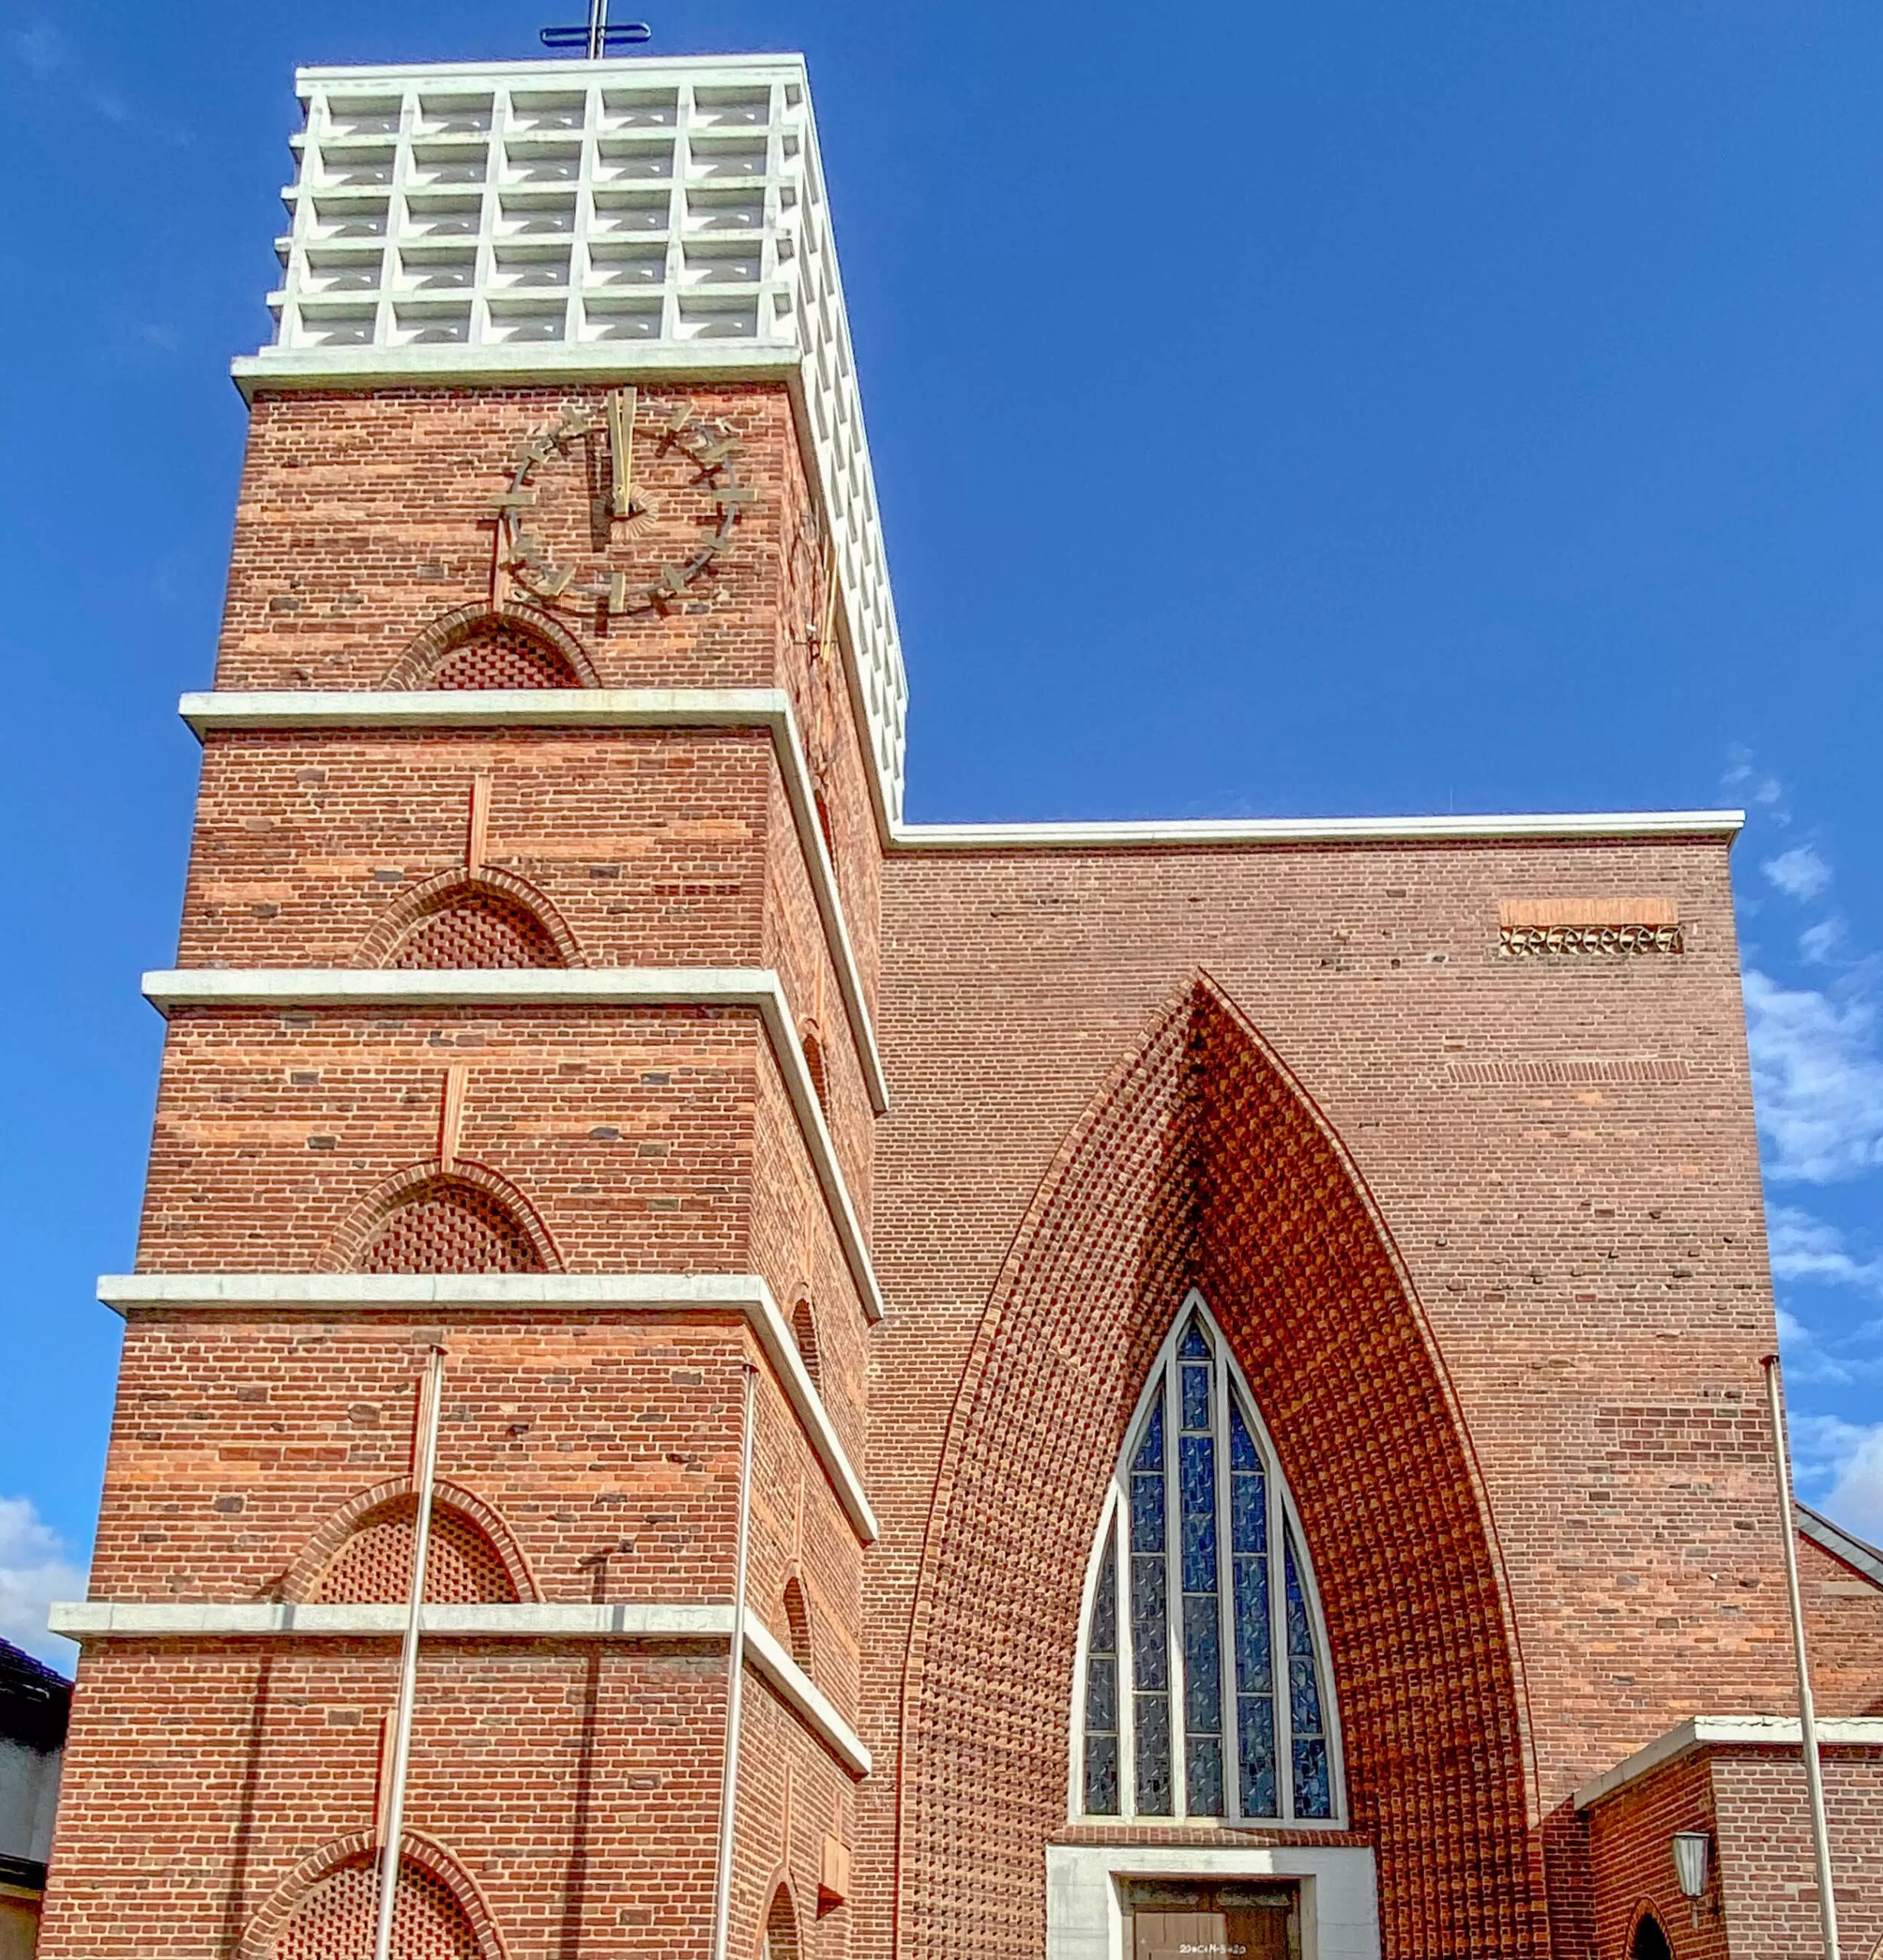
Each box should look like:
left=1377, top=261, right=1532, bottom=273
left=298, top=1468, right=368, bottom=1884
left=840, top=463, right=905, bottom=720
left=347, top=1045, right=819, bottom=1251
left=588, top=0, right=608, bottom=59
left=708, top=1363, right=758, bottom=1960
left=373, top=1346, right=448, bottom=1960
left=1761, top=1352, right=1842, bottom=1960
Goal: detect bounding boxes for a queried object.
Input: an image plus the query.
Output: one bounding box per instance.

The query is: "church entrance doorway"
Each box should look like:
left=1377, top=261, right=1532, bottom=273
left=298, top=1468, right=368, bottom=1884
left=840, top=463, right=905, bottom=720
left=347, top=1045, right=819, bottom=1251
left=1121, top=1880, right=1300, bottom=1960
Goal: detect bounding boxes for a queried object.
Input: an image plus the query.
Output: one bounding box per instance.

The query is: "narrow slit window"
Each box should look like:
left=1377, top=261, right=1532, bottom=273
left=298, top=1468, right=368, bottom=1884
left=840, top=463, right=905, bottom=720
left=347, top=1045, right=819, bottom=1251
left=1075, top=1295, right=1340, bottom=1824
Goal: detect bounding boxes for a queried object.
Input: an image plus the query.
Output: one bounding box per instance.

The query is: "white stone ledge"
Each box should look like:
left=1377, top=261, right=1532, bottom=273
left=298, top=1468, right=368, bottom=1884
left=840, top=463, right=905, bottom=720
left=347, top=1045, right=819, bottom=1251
left=177, top=688, right=889, bottom=1116
left=889, top=810, right=1745, bottom=849
left=95, top=1271, right=877, bottom=1545
left=47, top=1599, right=870, bottom=1779
left=232, top=344, right=802, bottom=400
left=1574, top=1714, right=1883, bottom=1810
left=140, top=966, right=885, bottom=1327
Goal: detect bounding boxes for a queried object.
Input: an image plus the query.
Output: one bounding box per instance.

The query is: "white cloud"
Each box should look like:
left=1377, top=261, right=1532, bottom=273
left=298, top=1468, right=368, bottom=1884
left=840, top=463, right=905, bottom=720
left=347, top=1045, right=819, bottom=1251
left=1724, top=749, right=1787, bottom=818
left=1799, top=917, right=1846, bottom=964
left=1767, top=1204, right=1883, bottom=1293
left=1793, top=1416, right=1883, bottom=1546
left=1762, top=844, right=1832, bottom=901
left=0, top=1498, right=83, bottom=1671
left=1742, top=968, right=1883, bottom=1182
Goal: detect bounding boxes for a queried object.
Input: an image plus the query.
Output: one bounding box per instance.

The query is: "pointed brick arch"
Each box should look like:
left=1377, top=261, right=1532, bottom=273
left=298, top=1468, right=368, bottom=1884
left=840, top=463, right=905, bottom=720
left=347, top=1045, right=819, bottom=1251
left=282, top=1476, right=537, bottom=1606
left=361, top=866, right=581, bottom=971
left=384, top=603, right=599, bottom=691
left=894, top=975, right=1548, bottom=1958
left=328, top=1160, right=561, bottom=1276
left=240, top=1831, right=504, bottom=1960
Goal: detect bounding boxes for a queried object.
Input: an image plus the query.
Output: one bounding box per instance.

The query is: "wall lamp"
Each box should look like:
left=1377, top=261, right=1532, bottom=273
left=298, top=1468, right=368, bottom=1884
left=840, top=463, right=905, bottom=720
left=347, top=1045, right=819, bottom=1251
left=1672, top=1830, right=1712, bottom=1900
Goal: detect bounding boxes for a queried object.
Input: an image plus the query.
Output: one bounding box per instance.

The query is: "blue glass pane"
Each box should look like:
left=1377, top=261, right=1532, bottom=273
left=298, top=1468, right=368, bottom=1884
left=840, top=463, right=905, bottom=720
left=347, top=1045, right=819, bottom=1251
left=1178, top=1318, right=1210, bottom=1361
left=1179, top=1435, right=1218, bottom=1592
left=1230, top=1468, right=1266, bottom=1557
left=1186, top=1734, right=1224, bottom=1818
left=1284, top=1530, right=1314, bottom=1659
left=1238, top=1696, right=1278, bottom=1818
left=1293, top=1736, right=1333, bottom=1819
left=1084, top=1733, right=1119, bottom=1814
left=1232, top=1554, right=1271, bottom=1690
left=1131, top=1551, right=1167, bottom=1690
left=1181, top=1362, right=1211, bottom=1432
left=1086, top=1654, right=1118, bottom=1733
left=1089, top=1537, right=1117, bottom=1653
left=1133, top=1396, right=1167, bottom=1473
left=1134, top=1692, right=1173, bottom=1815
left=1289, top=1655, right=1323, bottom=1735
left=1182, top=1592, right=1222, bottom=1731
left=1228, top=1400, right=1258, bottom=1472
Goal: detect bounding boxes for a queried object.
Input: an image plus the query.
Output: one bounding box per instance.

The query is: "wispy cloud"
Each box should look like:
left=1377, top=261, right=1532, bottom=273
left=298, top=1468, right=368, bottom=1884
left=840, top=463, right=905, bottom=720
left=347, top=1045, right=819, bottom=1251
left=5, top=18, right=190, bottom=142
left=1767, top=1204, right=1883, bottom=1293
left=1724, top=746, right=1788, bottom=821
left=1743, top=968, right=1883, bottom=1182
left=1791, top=1414, right=1883, bottom=1545
left=1763, top=844, right=1832, bottom=901
left=0, top=1497, right=83, bottom=1671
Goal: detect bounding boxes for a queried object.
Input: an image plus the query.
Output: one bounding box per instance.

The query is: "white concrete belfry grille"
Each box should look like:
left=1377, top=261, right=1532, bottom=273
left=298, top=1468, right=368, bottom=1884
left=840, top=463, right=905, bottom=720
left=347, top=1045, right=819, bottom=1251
left=248, top=53, right=909, bottom=823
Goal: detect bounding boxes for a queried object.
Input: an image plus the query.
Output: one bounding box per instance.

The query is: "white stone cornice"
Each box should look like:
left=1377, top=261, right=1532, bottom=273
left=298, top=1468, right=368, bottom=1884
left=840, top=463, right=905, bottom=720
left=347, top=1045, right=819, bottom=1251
left=178, top=687, right=888, bottom=1116
left=141, top=966, right=885, bottom=1326
left=889, top=810, right=1746, bottom=849
left=1574, top=1714, right=1883, bottom=1811
left=96, top=1271, right=876, bottom=1545
left=47, top=1598, right=870, bottom=1779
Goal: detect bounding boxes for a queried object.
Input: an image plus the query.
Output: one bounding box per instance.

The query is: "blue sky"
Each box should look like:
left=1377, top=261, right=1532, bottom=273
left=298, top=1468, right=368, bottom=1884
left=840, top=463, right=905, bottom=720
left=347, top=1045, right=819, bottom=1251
left=2, top=0, right=1881, bottom=1665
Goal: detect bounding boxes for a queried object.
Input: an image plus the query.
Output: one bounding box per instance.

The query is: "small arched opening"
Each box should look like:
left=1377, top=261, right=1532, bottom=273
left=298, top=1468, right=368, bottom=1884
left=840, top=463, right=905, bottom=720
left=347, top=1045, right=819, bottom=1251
left=311, top=1497, right=521, bottom=1606
left=799, top=1021, right=828, bottom=1115
left=759, top=1886, right=800, bottom=1960
left=388, top=882, right=567, bottom=970
left=789, top=1295, right=821, bottom=1391
left=781, top=1576, right=814, bottom=1676
left=1630, top=1912, right=1673, bottom=1960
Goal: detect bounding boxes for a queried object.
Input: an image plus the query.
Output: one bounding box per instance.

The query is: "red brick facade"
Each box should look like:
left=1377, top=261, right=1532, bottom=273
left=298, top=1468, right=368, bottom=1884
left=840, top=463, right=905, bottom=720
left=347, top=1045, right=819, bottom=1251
left=38, top=362, right=1883, bottom=1960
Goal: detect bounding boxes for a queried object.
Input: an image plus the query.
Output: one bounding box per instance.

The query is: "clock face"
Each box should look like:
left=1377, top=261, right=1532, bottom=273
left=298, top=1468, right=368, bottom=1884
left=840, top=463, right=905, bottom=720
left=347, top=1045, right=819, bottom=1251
left=489, top=389, right=753, bottom=619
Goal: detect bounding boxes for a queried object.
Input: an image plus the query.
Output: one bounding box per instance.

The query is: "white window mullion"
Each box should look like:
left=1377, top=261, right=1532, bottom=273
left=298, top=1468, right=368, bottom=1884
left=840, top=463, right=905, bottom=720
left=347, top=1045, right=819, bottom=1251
left=1271, top=1452, right=1294, bottom=1820
left=1212, top=1341, right=1238, bottom=1821
left=1162, top=1368, right=1187, bottom=1820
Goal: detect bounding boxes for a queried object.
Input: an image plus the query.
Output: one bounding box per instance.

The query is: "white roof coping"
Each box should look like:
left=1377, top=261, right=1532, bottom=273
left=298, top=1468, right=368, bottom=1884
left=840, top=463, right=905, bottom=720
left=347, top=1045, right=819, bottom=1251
left=241, top=49, right=909, bottom=824
left=889, top=810, right=1746, bottom=849
left=1574, top=1714, right=1883, bottom=1811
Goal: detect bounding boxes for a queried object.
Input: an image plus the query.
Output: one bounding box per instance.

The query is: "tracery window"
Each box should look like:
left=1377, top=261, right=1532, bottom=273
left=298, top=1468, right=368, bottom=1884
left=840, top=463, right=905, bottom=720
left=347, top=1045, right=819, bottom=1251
left=1075, top=1295, right=1341, bottom=1824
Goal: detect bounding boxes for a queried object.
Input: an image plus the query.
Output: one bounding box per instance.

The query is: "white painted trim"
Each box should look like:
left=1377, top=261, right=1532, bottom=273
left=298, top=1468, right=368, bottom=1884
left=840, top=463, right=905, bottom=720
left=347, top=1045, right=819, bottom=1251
left=890, top=811, right=1744, bottom=850
left=95, top=1271, right=876, bottom=1545
left=1573, top=1715, right=1883, bottom=1811
left=177, top=688, right=888, bottom=1116
left=47, top=1599, right=870, bottom=1779
left=140, top=966, right=886, bottom=1325
left=1044, top=1842, right=1379, bottom=1960
left=231, top=345, right=801, bottom=400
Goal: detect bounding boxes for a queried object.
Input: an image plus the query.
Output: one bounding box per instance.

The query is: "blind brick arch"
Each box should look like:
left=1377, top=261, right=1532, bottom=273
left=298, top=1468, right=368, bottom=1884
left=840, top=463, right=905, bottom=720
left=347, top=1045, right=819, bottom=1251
left=282, top=1478, right=539, bottom=1606
left=361, top=867, right=581, bottom=972
left=239, top=1832, right=504, bottom=1960
left=332, top=1162, right=560, bottom=1276
left=383, top=604, right=599, bottom=691
left=894, top=975, right=1548, bottom=1959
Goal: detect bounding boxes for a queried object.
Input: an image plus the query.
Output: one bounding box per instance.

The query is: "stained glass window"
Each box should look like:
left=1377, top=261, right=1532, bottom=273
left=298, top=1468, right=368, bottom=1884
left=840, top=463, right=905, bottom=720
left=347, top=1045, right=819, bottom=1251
left=1078, top=1298, right=1339, bottom=1823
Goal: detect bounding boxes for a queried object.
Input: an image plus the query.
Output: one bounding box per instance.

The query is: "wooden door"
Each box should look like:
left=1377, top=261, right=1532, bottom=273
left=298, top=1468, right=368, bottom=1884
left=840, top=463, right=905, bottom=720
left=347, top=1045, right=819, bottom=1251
left=1128, top=1885, right=1294, bottom=1960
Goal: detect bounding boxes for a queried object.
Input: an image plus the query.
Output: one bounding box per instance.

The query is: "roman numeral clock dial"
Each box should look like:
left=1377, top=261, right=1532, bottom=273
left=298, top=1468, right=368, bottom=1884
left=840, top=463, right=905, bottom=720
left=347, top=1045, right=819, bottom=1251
left=487, top=387, right=755, bottom=618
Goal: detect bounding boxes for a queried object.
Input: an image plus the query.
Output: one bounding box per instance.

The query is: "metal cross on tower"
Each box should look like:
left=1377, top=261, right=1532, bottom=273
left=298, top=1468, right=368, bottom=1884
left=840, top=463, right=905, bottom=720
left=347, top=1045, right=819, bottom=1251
left=539, top=0, right=651, bottom=56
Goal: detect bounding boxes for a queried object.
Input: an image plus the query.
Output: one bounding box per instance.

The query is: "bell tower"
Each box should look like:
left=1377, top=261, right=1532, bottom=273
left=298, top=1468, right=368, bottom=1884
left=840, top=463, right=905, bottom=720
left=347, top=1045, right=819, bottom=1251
left=43, top=49, right=899, bottom=1960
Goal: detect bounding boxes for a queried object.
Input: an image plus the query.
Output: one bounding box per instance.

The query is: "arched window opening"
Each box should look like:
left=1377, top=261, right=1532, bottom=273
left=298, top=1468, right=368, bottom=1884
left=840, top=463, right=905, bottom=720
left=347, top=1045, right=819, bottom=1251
left=760, top=1886, right=800, bottom=1960
left=274, top=1853, right=481, bottom=1959
left=388, top=885, right=566, bottom=970
left=789, top=1295, right=821, bottom=1390
left=357, top=1178, right=544, bottom=1275
left=781, top=1577, right=814, bottom=1674
left=1076, top=1294, right=1340, bottom=1824
left=1630, top=1913, right=1673, bottom=1960
left=429, top=621, right=580, bottom=691
left=800, top=1022, right=828, bottom=1114
left=311, top=1498, right=521, bottom=1605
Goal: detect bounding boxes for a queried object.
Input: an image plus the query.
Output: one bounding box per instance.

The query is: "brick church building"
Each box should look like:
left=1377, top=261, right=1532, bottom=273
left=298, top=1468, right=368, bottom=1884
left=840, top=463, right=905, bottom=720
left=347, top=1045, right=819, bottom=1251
left=37, top=45, right=1883, bottom=1960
